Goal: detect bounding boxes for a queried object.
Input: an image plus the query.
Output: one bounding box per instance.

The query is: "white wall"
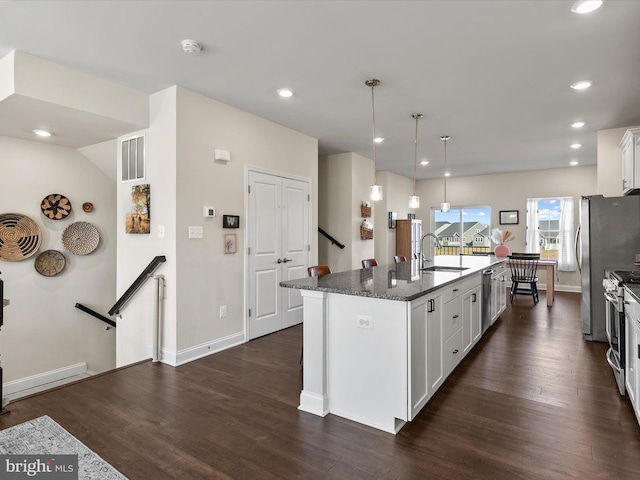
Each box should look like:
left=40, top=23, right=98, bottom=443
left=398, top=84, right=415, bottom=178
left=415, top=165, right=597, bottom=290
left=78, top=139, right=117, bottom=181
left=374, top=171, right=415, bottom=265
left=174, top=87, right=318, bottom=352
left=116, top=87, right=178, bottom=367
left=597, top=125, right=639, bottom=197
left=0, top=136, right=116, bottom=381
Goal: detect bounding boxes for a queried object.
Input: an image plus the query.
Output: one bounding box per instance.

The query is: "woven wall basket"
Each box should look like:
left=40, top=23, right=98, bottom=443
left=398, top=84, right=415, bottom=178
left=62, top=221, right=100, bottom=255
left=0, top=213, right=42, bottom=261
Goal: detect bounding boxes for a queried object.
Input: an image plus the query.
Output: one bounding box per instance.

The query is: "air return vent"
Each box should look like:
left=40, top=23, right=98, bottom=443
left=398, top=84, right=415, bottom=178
left=121, top=134, right=145, bottom=182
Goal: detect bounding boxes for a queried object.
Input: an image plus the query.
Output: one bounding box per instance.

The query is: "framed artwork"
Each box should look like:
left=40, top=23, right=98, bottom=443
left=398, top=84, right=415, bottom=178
left=407, top=213, right=415, bottom=220
left=224, top=233, right=237, bottom=254
left=499, top=210, right=519, bottom=225
left=388, top=211, right=397, bottom=229
left=126, top=184, right=150, bottom=234
left=223, top=215, right=240, bottom=228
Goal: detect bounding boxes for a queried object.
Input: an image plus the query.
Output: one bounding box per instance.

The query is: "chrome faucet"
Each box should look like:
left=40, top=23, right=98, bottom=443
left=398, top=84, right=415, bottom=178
left=420, top=233, right=442, bottom=268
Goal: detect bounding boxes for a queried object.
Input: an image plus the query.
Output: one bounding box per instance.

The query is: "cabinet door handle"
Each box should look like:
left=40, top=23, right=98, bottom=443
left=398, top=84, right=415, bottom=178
left=428, top=299, right=434, bottom=313
left=472, top=293, right=477, bottom=302
left=453, top=315, right=459, bottom=319
left=453, top=288, right=459, bottom=292
left=638, top=344, right=640, bottom=360
left=453, top=349, right=459, bottom=355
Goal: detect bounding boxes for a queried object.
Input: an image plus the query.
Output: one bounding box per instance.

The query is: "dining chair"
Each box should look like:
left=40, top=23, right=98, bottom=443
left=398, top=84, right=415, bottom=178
left=361, top=258, right=378, bottom=269
left=307, top=265, right=332, bottom=277
left=508, top=253, right=540, bottom=305
left=394, top=255, right=408, bottom=263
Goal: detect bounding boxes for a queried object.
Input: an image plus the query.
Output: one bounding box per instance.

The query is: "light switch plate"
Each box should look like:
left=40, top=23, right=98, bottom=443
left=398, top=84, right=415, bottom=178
left=157, top=225, right=165, bottom=238
left=188, top=226, right=203, bottom=239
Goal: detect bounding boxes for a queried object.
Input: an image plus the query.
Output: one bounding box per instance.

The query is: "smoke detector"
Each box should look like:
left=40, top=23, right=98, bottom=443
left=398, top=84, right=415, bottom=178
left=182, top=39, right=202, bottom=54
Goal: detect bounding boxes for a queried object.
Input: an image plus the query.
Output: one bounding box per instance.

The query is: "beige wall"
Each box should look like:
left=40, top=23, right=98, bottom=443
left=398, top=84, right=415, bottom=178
left=415, top=165, right=597, bottom=291
left=597, top=125, right=640, bottom=197
left=319, top=152, right=374, bottom=272
left=175, top=87, right=318, bottom=351
left=374, top=171, right=415, bottom=265
left=0, top=136, right=117, bottom=381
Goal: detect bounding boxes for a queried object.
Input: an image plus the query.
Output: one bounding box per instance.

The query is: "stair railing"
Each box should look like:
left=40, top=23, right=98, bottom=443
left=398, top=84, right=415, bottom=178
left=318, top=227, right=345, bottom=249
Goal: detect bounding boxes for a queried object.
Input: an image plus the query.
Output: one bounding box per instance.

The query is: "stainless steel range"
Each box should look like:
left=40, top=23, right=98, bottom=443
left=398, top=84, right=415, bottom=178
left=603, top=270, right=640, bottom=395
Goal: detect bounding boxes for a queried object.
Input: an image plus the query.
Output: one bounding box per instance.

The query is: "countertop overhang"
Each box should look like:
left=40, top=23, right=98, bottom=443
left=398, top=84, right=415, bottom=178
left=280, top=255, right=508, bottom=302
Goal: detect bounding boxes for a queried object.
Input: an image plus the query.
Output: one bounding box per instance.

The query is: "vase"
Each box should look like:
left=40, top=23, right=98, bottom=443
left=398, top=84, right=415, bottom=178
left=494, top=244, right=510, bottom=258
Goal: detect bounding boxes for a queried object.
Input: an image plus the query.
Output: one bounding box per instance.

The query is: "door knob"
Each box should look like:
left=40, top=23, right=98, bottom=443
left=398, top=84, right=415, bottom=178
left=282, top=258, right=292, bottom=263
left=276, top=258, right=283, bottom=263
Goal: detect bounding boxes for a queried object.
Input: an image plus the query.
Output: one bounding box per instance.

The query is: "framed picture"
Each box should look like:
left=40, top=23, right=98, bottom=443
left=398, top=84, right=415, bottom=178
left=388, top=211, right=397, bottom=229
left=499, top=210, right=519, bottom=225
left=407, top=213, right=415, bottom=220
left=224, top=233, right=237, bottom=254
left=223, top=215, right=240, bottom=228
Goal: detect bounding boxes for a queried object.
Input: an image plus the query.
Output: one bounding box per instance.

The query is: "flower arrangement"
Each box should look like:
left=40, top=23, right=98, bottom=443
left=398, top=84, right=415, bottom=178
left=490, top=228, right=514, bottom=245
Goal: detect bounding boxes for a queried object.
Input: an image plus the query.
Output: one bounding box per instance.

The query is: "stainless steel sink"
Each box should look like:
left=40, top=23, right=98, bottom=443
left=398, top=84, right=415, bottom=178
left=420, top=266, right=469, bottom=272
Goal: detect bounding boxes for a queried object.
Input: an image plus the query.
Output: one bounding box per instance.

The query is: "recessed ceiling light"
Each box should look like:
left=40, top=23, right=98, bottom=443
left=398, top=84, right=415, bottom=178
left=570, top=80, right=592, bottom=90
left=570, top=161, right=579, bottom=166
left=444, top=172, right=451, bottom=177
left=420, top=160, right=429, bottom=166
left=277, top=88, right=293, bottom=98
left=570, top=143, right=582, bottom=149
left=32, top=129, right=52, bottom=137
left=571, top=0, right=604, bottom=14
left=374, top=137, right=384, bottom=143
left=571, top=121, right=586, bottom=128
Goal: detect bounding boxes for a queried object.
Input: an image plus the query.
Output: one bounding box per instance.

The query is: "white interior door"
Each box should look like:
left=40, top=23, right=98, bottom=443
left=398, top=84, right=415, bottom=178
left=248, top=171, right=309, bottom=340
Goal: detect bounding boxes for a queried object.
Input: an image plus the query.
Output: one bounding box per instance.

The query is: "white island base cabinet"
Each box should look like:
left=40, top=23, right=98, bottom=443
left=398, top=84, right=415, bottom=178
left=299, top=274, right=482, bottom=434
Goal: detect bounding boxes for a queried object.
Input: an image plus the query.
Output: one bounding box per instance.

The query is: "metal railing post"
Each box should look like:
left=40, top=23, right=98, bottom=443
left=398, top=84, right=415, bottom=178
left=151, top=274, right=165, bottom=362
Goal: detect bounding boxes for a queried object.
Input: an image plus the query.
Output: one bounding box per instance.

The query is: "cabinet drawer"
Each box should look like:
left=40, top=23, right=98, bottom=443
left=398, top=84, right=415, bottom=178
left=444, top=327, right=463, bottom=376
left=442, top=282, right=464, bottom=303
left=444, top=296, right=463, bottom=339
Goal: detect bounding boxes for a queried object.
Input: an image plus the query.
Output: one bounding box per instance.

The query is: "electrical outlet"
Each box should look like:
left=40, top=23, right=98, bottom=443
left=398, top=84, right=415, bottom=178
left=219, top=305, right=227, bottom=318
left=356, top=315, right=373, bottom=329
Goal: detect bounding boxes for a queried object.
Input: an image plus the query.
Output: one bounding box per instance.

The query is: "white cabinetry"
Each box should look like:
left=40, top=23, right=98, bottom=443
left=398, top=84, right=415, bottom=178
left=490, top=263, right=508, bottom=324
left=620, top=128, right=640, bottom=195
left=624, top=289, right=640, bottom=425
left=463, top=285, right=482, bottom=354
left=409, top=291, right=443, bottom=419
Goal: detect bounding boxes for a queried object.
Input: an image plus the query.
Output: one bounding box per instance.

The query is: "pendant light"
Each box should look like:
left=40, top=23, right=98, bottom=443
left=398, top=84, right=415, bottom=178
left=366, top=79, right=383, bottom=201
left=409, top=113, right=423, bottom=209
left=440, top=135, right=451, bottom=213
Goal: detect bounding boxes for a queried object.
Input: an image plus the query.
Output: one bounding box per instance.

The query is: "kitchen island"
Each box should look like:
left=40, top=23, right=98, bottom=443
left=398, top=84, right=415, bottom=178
left=280, top=255, right=507, bottom=433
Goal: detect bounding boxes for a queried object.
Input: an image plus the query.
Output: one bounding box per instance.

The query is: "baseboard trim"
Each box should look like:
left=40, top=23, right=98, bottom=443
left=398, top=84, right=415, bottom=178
left=160, top=332, right=246, bottom=367
left=3, top=362, right=88, bottom=395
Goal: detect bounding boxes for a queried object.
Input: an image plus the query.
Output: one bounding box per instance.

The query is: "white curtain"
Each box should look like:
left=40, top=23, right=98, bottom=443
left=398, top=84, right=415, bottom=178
left=558, top=197, right=576, bottom=271
left=525, top=199, right=540, bottom=254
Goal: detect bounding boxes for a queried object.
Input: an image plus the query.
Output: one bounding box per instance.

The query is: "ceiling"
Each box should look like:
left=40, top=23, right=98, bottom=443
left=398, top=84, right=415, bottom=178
left=0, top=0, right=639, bottom=180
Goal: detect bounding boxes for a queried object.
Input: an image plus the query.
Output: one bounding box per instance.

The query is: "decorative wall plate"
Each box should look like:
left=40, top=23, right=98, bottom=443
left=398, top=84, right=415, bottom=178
left=82, top=202, right=94, bottom=212
left=62, top=221, right=100, bottom=255
left=41, top=194, right=72, bottom=220
left=34, top=250, right=66, bottom=277
left=0, top=213, right=42, bottom=261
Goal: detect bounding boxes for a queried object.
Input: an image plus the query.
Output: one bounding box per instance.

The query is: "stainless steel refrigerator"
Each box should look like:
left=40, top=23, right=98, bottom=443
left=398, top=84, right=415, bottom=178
left=580, top=195, right=640, bottom=341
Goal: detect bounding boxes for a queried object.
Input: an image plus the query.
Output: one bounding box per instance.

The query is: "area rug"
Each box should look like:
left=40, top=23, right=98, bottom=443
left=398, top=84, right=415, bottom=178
left=0, top=415, right=127, bottom=479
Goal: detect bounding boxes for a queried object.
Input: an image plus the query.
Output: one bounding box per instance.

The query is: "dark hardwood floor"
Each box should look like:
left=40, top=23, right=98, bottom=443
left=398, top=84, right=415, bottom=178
left=2, top=291, right=640, bottom=479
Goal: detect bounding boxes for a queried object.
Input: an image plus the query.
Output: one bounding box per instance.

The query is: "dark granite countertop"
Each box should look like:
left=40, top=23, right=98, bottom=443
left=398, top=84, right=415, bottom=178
left=280, top=255, right=508, bottom=302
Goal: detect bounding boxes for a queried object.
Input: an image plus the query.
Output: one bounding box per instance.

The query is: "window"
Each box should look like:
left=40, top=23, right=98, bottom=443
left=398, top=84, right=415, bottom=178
left=432, top=206, right=491, bottom=256
left=121, top=134, right=145, bottom=182
left=526, top=197, right=576, bottom=271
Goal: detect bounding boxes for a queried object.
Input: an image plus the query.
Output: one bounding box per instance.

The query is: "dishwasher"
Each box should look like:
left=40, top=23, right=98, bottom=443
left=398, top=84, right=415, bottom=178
left=482, top=268, right=493, bottom=333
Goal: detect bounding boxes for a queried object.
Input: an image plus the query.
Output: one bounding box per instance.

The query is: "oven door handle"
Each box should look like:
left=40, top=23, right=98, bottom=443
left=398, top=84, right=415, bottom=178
left=606, top=348, right=622, bottom=373
left=604, top=292, right=620, bottom=305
